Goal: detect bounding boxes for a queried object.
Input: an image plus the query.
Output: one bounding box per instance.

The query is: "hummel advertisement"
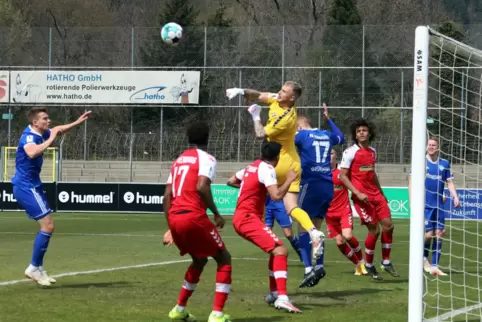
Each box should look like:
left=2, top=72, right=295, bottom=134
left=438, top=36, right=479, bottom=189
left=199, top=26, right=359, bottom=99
left=8, top=70, right=200, bottom=104
left=118, top=183, right=166, bottom=212
left=56, top=183, right=119, bottom=212
left=0, top=182, right=56, bottom=211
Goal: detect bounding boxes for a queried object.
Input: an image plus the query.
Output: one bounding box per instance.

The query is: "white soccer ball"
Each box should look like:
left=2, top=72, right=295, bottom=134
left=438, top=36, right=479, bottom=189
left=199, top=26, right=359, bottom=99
left=160, top=22, right=183, bottom=45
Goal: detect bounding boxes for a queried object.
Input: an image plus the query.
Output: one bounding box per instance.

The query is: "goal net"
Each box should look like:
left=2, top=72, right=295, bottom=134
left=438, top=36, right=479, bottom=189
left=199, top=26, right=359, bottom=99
left=410, top=26, right=482, bottom=322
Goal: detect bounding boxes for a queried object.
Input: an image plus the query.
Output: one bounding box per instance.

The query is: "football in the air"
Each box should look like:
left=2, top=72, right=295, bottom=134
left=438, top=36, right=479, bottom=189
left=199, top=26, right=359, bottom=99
left=161, top=22, right=183, bottom=45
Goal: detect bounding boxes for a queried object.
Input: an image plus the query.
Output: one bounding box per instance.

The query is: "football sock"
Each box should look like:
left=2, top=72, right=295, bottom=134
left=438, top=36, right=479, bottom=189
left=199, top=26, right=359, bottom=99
left=290, top=207, right=315, bottom=232
left=346, top=236, right=364, bottom=262
left=315, top=239, right=325, bottom=269
left=268, top=255, right=277, bottom=294
left=298, top=232, right=312, bottom=272
left=287, top=235, right=300, bottom=255
left=213, top=264, right=232, bottom=312
left=431, top=238, right=443, bottom=267
left=338, top=244, right=358, bottom=265
left=364, top=233, right=378, bottom=266
left=381, top=230, right=393, bottom=264
left=273, top=255, right=288, bottom=296
left=31, top=231, right=52, bottom=267
left=424, top=239, right=431, bottom=259
left=177, top=265, right=202, bottom=306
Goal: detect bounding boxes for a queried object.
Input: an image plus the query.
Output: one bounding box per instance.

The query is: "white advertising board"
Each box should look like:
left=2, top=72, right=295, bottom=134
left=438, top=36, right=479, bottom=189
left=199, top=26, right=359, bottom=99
left=9, top=70, right=200, bottom=104
left=0, top=71, right=9, bottom=103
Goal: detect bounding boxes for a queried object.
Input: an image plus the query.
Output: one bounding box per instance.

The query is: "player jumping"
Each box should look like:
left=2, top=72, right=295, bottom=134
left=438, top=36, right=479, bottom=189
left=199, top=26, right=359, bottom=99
left=226, top=82, right=325, bottom=261
left=163, top=122, right=232, bottom=322
left=326, top=149, right=367, bottom=276
left=408, top=136, right=460, bottom=276
left=13, top=108, right=91, bottom=286
left=339, top=119, right=399, bottom=280
left=294, top=105, right=344, bottom=288
left=229, top=141, right=302, bottom=313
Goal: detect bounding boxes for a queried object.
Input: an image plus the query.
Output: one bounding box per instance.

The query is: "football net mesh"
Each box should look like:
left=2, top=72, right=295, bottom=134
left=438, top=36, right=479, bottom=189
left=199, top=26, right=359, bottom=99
left=422, top=27, right=482, bottom=321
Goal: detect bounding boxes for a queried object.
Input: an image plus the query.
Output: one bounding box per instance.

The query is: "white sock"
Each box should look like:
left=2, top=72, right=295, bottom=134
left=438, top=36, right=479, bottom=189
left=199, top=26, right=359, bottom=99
left=27, top=264, right=38, bottom=272
left=278, top=295, right=289, bottom=301
left=175, top=305, right=185, bottom=312
left=382, top=259, right=391, bottom=265
left=212, top=311, right=223, bottom=317
left=304, top=267, right=313, bottom=274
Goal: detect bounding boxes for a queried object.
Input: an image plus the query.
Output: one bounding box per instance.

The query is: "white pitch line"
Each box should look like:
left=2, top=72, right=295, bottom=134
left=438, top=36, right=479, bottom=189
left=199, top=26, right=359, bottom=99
left=426, top=303, right=482, bottom=321
left=0, top=256, right=410, bottom=287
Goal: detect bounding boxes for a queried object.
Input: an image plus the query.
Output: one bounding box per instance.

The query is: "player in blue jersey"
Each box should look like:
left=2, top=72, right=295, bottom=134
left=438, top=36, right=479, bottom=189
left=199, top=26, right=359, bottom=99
left=296, top=104, right=344, bottom=288
left=409, top=137, right=460, bottom=276
left=264, top=196, right=301, bottom=260
left=13, top=107, right=91, bottom=286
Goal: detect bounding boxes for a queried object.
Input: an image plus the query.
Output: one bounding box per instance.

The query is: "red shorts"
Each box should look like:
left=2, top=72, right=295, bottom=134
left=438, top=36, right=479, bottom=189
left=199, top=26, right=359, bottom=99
left=169, top=212, right=225, bottom=258
left=353, top=195, right=391, bottom=225
left=233, top=213, right=283, bottom=253
left=325, top=209, right=354, bottom=238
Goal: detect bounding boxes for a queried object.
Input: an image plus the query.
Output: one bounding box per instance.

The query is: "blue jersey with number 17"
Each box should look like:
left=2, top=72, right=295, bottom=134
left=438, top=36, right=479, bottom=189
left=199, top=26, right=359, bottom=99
left=295, top=126, right=343, bottom=184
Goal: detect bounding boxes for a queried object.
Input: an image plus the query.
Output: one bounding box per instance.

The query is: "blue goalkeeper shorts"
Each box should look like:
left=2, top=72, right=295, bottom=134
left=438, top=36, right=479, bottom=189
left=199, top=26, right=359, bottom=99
left=265, top=197, right=292, bottom=228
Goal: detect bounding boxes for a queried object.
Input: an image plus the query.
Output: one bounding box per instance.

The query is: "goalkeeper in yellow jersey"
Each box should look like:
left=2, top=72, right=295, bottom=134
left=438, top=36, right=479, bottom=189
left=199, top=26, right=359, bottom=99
left=226, top=81, right=325, bottom=261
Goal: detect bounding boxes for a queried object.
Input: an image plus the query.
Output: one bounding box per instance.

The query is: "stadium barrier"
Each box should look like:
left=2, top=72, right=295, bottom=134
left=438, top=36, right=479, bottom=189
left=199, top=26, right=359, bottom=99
left=0, top=182, right=480, bottom=219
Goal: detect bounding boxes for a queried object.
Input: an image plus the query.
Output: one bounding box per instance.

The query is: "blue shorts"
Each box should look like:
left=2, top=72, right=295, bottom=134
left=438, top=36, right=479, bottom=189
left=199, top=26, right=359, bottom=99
left=12, top=185, right=52, bottom=220
left=425, top=207, right=445, bottom=232
left=265, top=197, right=292, bottom=228
left=299, top=181, right=334, bottom=220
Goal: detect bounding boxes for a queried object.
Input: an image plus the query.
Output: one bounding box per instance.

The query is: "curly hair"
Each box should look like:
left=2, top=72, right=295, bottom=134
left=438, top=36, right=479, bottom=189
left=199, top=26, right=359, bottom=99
left=350, top=118, right=376, bottom=143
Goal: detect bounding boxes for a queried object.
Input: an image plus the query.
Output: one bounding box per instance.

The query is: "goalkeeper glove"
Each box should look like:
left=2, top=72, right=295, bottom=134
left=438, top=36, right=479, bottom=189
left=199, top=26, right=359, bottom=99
left=247, top=104, right=261, bottom=121
left=226, top=87, right=244, bottom=100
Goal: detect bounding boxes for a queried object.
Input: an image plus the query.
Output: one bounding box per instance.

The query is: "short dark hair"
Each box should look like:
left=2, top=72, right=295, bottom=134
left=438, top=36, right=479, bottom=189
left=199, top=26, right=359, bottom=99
left=285, top=81, right=302, bottom=98
left=350, top=118, right=376, bottom=143
left=261, top=141, right=282, bottom=161
left=27, top=108, right=48, bottom=123
left=187, top=121, right=210, bottom=146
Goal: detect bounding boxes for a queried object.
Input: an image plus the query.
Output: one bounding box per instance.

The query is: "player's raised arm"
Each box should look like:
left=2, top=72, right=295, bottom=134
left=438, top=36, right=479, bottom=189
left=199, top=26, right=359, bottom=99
left=226, top=169, right=245, bottom=189
left=226, top=88, right=278, bottom=104
left=51, top=110, right=91, bottom=134
left=323, top=103, right=344, bottom=145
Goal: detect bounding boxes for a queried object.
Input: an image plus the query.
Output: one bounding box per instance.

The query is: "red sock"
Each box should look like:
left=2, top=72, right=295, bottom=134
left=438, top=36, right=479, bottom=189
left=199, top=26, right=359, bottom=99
left=213, top=264, right=232, bottom=312
left=268, top=255, right=277, bottom=293
left=273, top=255, right=288, bottom=296
left=381, top=230, right=393, bottom=262
left=337, top=244, right=358, bottom=265
left=177, top=265, right=202, bottom=306
left=364, top=233, right=378, bottom=265
left=346, top=236, right=364, bottom=262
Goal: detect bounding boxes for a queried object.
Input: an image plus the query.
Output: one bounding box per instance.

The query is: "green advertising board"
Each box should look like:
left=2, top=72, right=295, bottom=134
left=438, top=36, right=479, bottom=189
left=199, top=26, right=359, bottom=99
left=209, top=184, right=411, bottom=219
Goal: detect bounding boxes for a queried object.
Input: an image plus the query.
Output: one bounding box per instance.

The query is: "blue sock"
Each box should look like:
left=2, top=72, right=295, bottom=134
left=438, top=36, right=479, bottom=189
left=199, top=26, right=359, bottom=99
left=288, top=235, right=300, bottom=253
left=299, top=232, right=312, bottom=271
left=424, top=239, right=431, bottom=259
left=31, top=231, right=52, bottom=267
left=315, top=240, right=325, bottom=269
left=431, top=238, right=442, bottom=267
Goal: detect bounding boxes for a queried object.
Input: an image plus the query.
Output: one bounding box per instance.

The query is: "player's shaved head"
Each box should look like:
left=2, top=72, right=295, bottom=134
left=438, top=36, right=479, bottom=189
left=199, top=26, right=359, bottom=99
left=187, top=121, right=210, bottom=146
left=27, top=108, right=48, bottom=123
left=297, top=115, right=312, bottom=127
left=261, top=141, right=282, bottom=162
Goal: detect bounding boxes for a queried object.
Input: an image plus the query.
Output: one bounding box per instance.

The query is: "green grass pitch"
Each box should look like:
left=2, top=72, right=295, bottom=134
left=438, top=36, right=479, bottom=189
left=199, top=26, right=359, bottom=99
left=0, top=213, right=480, bottom=321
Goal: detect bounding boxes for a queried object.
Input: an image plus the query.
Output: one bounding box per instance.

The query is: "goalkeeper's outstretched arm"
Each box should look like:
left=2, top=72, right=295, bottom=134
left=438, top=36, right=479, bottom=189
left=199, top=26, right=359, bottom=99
left=226, top=88, right=277, bottom=104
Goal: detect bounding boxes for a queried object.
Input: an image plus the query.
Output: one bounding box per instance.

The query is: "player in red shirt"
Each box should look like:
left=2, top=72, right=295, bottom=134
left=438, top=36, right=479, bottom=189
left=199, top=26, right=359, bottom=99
left=339, top=119, right=399, bottom=280
left=227, top=141, right=302, bottom=314
left=163, top=122, right=232, bottom=322
left=326, top=149, right=367, bottom=276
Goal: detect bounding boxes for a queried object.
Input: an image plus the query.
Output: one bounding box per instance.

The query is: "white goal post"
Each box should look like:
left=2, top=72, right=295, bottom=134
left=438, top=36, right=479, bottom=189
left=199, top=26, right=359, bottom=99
left=410, top=25, right=482, bottom=322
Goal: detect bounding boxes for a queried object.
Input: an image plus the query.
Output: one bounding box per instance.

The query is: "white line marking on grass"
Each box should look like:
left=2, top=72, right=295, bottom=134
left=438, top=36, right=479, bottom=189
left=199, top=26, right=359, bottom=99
left=0, top=259, right=191, bottom=286
left=0, top=257, right=412, bottom=287
left=425, top=303, right=482, bottom=321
